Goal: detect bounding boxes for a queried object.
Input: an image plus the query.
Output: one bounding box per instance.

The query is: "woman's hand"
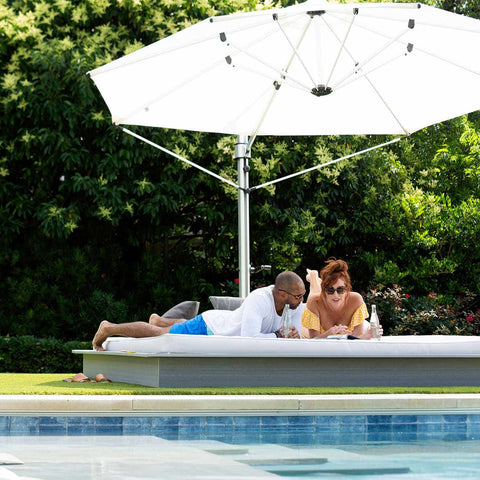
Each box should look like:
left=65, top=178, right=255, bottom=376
left=366, top=323, right=384, bottom=339
left=326, top=324, right=350, bottom=336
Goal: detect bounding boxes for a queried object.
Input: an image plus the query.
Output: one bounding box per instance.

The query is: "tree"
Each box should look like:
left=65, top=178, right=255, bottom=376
left=1, top=0, right=478, bottom=341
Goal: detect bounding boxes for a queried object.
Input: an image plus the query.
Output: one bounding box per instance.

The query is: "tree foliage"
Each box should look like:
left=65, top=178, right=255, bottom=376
left=0, top=0, right=479, bottom=341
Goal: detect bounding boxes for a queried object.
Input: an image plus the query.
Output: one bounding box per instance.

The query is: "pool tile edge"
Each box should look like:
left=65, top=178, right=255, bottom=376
left=2, top=394, right=480, bottom=415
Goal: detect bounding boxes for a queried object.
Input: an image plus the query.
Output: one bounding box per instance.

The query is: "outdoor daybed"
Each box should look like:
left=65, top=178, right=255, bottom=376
left=73, top=334, right=480, bottom=388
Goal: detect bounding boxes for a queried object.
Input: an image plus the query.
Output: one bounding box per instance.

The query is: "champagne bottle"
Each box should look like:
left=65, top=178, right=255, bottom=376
left=282, top=304, right=292, bottom=337
left=370, top=304, right=381, bottom=340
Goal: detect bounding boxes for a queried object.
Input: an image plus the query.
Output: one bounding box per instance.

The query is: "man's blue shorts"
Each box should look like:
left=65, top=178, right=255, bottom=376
left=168, top=314, right=213, bottom=335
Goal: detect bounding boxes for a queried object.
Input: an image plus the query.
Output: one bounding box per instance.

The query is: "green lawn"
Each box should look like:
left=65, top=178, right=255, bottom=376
left=2, top=374, right=480, bottom=395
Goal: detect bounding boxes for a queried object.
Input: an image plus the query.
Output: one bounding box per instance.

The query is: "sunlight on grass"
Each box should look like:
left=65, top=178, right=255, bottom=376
left=1, top=374, right=480, bottom=395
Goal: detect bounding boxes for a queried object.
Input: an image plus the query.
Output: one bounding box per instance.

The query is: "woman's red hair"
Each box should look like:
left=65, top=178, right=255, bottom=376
left=320, top=258, right=351, bottom=293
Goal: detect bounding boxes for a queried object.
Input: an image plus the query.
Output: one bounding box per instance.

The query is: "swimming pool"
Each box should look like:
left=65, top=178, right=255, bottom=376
left=1, top=412, right=479, bottom=442
left=2, top=413, right=480, bottom=479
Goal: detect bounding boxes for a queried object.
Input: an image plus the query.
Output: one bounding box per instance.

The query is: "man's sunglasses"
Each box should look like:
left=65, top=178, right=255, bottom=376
left=325, top=286, right=347, bottom=295
left=279, top=289, right=305, bottom=300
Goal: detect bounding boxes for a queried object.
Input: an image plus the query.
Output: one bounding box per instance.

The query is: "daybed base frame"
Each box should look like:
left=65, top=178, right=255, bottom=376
left=73, top=350, right=480, bottom=388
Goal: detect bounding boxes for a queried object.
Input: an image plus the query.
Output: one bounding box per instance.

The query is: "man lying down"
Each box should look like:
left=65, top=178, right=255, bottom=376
left=92, top=271, right=305, bottom=351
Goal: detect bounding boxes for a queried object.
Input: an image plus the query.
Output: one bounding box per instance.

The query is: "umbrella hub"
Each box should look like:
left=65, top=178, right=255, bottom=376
left=311, top=85, right=332, bottom=97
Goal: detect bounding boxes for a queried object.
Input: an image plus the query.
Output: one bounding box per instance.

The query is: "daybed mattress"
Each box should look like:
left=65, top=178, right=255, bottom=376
left=102, top=334, right=480, bottom=357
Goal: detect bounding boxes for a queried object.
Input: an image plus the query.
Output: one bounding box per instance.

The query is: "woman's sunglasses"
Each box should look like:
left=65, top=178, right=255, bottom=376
left=325, top=286, right=347, bottom=295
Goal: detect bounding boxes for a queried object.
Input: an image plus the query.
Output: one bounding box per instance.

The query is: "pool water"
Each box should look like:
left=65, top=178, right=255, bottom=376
left=239, top=440, right=480, bottom=479
left=3, top=436, right=480, bottom=479
left=2, top=413, right=480, bottom=479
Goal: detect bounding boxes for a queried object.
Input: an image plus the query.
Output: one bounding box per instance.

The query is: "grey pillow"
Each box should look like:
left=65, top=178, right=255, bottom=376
left=209, top=296, right=244, bottom=311
left=162, top=301, right=200, bottom=320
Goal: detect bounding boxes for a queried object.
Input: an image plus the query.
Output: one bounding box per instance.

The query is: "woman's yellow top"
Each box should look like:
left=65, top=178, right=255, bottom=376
left=302, top=302, right=368, bottom=334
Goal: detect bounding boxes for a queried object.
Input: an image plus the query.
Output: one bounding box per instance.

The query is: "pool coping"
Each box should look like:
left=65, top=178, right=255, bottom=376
left=2, top=394, right=480, bottom=416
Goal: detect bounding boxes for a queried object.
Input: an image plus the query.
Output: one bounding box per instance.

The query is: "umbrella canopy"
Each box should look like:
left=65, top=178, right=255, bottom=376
left=89, top=0, right=480, bottom=137
left=88, top=0, right=480, bottom=296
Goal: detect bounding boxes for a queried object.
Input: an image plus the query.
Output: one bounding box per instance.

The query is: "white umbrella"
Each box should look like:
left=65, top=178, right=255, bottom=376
left=88, top=0, right=480, bottom=296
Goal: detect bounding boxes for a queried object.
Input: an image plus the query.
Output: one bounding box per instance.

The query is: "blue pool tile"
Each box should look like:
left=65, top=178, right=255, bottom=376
left=124, top=417, right=152, bottom=434
left=417, top=415, right=443, bottom=424
left=341, top=422, right=366, bottom=433
left=314, top=416, right=340, bottom=431
left=367, top=415, right=392, bottom=425
left=288, top=417, right=314, bottom=433
left=341, top=425, right=366, bottom=433
left=392, top=415, right=417, bottom=424
left=152, top=416, right=178, bottom=429
left=468, top=430, right=480, bottom=440
left=206, top=424, right=234, bottom=437
left=207, top=416, right=234, bottom=427
left=444, top=432, right=468, bottom=441
left=178, top=428, right=206, bottom=440
left=39, top=416, right=67, bottom=435
left=10, top=416, right=39, bottom=435
left=39, top=425, right=68, bottom=435
left=418, top=422, right=443, bottom=433
left=68, top=417, right=95, bottom=426
left=443, top=414, right=467, bottom=425
left=367, top=431, right=393, bottom=442
left=314, top=431, right=340, bottom=445
left=468, top=414, right=480, bottom=424
left=468, top=424, right=480, bottom=434
left=288, top=432, right=315, bottom=445
left=233, top=431, right=261, bottom=444
left=417, top=431, right=442, bottom=441
left=341, top=415, right=366, bottom=426
left=392, top=431, right=418, bottom=442
left=0, top=417, right=10, bottom=434
left=234, top=416, right=261, bottom=428
left=262, top=416, right=288, bottom=427
left=340, top=432, right=366, bottom=444
left=288, top=416, right=314, bottom=426
left=179, top=416, right=207, bottom=427
left=206, top=431, right=235, bottom=443
left=95, top=425, right=123, bottom=435
left=178, top=417, right=206, bottom=437
left=368, top=422, right=393, bottom=433
left=68, top=425, right=96, bottom=436
left=40, top=416, right=67, bottom=426
left=261, top=431, right=289, bottom=444
left=444, top=423, right=467, bottom=433
left=393, top=423, right=417, bottom=433
left=95, top=417, right=123, bottom=426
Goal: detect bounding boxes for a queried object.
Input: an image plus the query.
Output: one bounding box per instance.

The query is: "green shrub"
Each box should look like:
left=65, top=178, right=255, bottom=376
left=365, top=285, right=480, bottom=336
left=0, top=336, right=88, bottom=373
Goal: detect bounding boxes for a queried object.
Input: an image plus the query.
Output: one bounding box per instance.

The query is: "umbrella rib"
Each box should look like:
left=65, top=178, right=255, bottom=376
left=249, top=137, right=403, bottom=192
left=112, top=57, right=227, bottom=125
left=323, top=11, right=357, bottom=89
left=361, top=77, right=410, bottom=136
left=274, top=14, right=317, bottom=87
left=412, top=45, right=480, bottom=77
left=225, top=43, right=313, bottom=93
left=120, top=127, right=239, bottom=189
left=330, top=27, right=412, bottom=91
left=247, top=14, right=315, bottom=151
left=334, top=51, right=407, bottom=93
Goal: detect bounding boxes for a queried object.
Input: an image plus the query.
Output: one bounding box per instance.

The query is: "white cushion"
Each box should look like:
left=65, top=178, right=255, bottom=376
left=102, top=334, right=480, bottom=358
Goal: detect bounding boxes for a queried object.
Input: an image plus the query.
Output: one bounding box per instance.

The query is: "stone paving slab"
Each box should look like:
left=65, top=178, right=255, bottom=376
left=1, top=394, right=480, bottom=415
left=1, top=436, right=276, bottom=480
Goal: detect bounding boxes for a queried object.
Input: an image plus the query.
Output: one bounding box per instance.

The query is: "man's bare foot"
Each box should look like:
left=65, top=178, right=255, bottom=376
left=92, top=320, right=113, bottom=351
left=149, top=314, right=184, bottom=327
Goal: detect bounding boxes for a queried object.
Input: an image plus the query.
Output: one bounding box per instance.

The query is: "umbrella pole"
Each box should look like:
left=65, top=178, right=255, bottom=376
left=235, top=135, right=251, bottom=297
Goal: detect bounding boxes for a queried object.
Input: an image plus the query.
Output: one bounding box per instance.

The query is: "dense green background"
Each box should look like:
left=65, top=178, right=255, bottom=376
left=1, top=0, right=479, bottom=343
